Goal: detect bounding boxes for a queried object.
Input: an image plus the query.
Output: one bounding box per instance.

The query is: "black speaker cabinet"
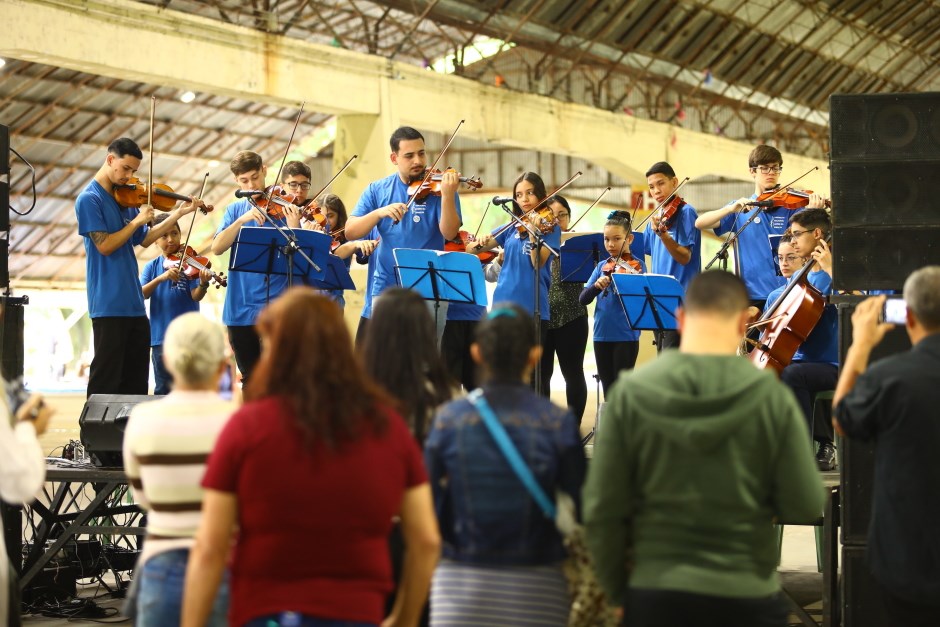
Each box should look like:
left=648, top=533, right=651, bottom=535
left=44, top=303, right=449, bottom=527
left=829, top=92, right=940, bottom=291
left=842, top=545, right=890, bottom=627
left=78, top=394, right=155, bottom=467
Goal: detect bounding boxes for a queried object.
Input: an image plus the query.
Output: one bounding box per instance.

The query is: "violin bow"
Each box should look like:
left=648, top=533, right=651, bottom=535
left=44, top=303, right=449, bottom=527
left=176, top=172, right=210, bottom=275
left=569, top=186, right=611, bottom=231
left=633, top=176, right=690, bottom=232
left=308, top=154, right=358, bottom=206
left=491, top=171, right=583, bottom=239
left=147, top=96, right=155, bottom=223
left=471, top=199, right=493, bottom=241
left=269, top=102, right=306, bottom=204
left=760, top=166, right=819, bottom=202
left=400, top=119, right=465, bottom=217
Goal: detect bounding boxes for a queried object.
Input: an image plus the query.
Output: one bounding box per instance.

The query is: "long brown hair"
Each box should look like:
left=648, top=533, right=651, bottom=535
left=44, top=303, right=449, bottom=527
left=359, top=288, right=453, bottom=442
left=246, top=288, right=391, bottom=445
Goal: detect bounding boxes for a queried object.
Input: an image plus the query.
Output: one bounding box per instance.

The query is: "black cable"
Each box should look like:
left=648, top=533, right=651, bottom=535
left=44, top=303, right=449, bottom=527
left=8, top=147, right=37, bottom=216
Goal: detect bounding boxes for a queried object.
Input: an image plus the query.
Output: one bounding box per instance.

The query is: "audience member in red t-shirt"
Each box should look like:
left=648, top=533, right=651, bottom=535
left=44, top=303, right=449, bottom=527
left=181, top=288, right=441, bottom=627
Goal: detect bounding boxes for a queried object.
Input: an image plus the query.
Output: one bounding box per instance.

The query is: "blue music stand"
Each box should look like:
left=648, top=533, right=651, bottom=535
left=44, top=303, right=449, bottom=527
left=304, top=254, right=356, bottom=292
left=611, top=273, right=683, bottom=331
left=393, top=248, right=488, bottom=329
left=230, top=226, right=330, bottom=287
left=562, top=231, right=648, bottom=282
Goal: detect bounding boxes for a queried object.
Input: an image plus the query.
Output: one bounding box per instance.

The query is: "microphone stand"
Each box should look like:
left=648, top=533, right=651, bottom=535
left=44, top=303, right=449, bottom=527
left=704, top=203, right=769, bottom=272
left=499, top=205, right=559, bottom=397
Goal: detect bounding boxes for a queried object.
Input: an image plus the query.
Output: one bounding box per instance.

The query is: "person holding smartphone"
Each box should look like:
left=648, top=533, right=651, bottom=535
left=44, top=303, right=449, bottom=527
left=834, top=266, right=940, bottom=626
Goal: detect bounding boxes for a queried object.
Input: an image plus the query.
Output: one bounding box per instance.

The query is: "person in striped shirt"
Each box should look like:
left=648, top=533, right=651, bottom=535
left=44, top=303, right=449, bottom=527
left=123, top=313, right=235, bottom=627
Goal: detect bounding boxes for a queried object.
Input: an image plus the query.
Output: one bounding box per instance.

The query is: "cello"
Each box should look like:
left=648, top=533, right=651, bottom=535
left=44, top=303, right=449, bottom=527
left=746, top=236, right=831, bottom=375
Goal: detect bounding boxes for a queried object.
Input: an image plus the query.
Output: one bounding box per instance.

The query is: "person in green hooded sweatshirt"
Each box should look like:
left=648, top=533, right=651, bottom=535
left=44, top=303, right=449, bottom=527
left=583, top=270, right=825, bottom=627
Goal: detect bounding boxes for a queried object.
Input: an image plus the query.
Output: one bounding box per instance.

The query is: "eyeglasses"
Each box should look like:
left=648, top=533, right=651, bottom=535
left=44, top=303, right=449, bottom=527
left=788, top=229, right=810, bottom=238
left=555, top=212, right=570, bottom=219
left=777, top=254, right=801, bottom=263
left=285, top=182, right=312, bottom=191
left=755, top=166, right=783, bottom=174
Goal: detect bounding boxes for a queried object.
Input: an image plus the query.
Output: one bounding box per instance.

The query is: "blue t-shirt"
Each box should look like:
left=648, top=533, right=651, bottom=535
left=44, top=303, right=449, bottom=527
left=764, top=269, right=837, bottom=365
left=644, top=202, right=701, bottom=290
left=215, top=199, right=290, bottom=327
left=715, top=197, right=789, bottom=301
left=140, top=257, right=201, bottom=346
left=492, top=225, right=561, bottom=320
left=584, top=258, right=642, bottom=342
left=75, top=180, right=148, bottom=318
left=352, top=173, right=461, bottom=318
left=446, top=300, right=487, bottom=321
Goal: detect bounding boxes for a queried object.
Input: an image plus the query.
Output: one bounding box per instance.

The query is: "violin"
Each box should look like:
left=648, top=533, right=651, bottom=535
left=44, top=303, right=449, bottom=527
left=654, top=196, right=685, bottom=233
left=407, top=168, right=482, bottom=200
left=754, top=187, right=831, bottom=210
left=446, top=230, right=497, bottom=265
left=113, top=177, right=212, bottom=214
left=507, top=205, right=558, bottom=237
left=602, top=256, right=643, bottom=276
left=163, top=245, right=227, bottom=288
left=248, top=185, right=309, bottom=221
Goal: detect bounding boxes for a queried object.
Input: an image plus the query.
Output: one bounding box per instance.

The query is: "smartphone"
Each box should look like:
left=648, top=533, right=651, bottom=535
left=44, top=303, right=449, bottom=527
left=882, top=297, right=907, bottom=325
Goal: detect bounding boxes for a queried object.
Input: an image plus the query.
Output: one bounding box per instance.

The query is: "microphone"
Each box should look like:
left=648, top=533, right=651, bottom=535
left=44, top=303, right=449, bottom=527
left=492, top=196, right=516, bottom=207
left=743, top=199, right=775, bottom=212
left=234, top=189, right=264, bottom=198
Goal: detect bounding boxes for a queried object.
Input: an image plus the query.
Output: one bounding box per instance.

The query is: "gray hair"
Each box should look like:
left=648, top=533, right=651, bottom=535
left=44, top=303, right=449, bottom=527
left=163, top=313, right=226, bottom=385
left=904, top=266, right=940, bottom=331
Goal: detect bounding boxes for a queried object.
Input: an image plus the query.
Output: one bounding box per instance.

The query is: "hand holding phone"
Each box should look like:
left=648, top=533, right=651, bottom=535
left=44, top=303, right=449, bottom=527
left=882, top=298, right=907, bottom=326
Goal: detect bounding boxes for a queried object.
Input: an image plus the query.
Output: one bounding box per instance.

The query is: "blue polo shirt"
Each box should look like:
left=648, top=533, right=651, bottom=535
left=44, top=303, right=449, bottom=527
left=764, top=269, right=837, bottom=365
left=492, top=225, right=561, bottom=320
left=715, top=197, right=789, bottom=301
left=584, top=258, right=642, bottom=342
left=215, top=199, right=290, bottom=327
left=644, top=202, right=701, bottom=290
left=140, top=257, right=200, bottom=346
left=352, top=173, right=461, bottom=318
left=75, top=180, right=148, bottom=318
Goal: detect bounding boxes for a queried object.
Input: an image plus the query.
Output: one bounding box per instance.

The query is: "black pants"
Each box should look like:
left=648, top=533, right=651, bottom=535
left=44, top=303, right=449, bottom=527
left=540, top=315, right=588, bottom=424
left=356, top=316, right=370, bottom=350
left=228, top=325, right=261, bottom=385
left=880, top=583, right=940, bottom=627
left=780, top=361, right=838, bottom=443
left=654, top=329, right=680, bottom=352
left=626, top=588, right=788, bottom=627
left=88, top=317, right=150, bottom=397
left=594, top=340, right=639, bottom=398
left=441, top=319, right=479, bottom=391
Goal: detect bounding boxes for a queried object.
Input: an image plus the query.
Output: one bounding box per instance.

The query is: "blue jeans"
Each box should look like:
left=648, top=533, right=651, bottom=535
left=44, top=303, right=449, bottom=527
left=137, top=548, right=229, bottom=627
left=244, top=615, right=376, bottom=627
left=150, top=344, right=172, bottom=395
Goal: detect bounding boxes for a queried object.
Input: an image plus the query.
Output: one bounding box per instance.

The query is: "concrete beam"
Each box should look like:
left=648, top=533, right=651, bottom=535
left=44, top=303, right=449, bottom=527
left=2, top=0, right=827, bottom=190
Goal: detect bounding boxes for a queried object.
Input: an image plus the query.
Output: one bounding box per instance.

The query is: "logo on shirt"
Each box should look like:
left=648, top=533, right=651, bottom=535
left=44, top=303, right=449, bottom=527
left=770, top=215, right=787, bottom=230
left=413, top=214, right=421, bottom=223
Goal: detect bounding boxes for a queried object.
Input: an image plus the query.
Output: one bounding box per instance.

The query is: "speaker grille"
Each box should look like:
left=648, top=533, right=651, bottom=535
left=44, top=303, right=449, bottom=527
left=832, top=226, right=940, bottom=291
left=831, top=162, right=940, bottom=227
left=831, top=93, right=940, bottom=160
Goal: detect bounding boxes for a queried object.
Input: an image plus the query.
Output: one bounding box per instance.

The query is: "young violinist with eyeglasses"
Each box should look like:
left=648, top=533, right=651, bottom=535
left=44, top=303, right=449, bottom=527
left=76, top=137, right=207, bottom=397
left=343, top=127, right=461, bottom=342
left=765, top=208, right=839, bottom=470
left=643, top=161, right=701, bottom=351
left=211, top=150, right=303, bottom=384
left=140, top=214, right=213, bottom=395
left=579, top=211, right=644, bottom=396
left=694, top=145, right=826, bottom=311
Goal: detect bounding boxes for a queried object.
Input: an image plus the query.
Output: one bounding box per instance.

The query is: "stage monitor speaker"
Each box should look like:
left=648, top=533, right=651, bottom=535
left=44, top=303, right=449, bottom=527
left=837, top=300, right=911, bottom=544
left=832, top=226, right=940, bottom=292
left=0, top=295, right=26, bottom=381
left=831, top=93, right=940, bottom=161
left=79, top=394, right=154, bottom=468
left=842, top=545, right=890, bottom=627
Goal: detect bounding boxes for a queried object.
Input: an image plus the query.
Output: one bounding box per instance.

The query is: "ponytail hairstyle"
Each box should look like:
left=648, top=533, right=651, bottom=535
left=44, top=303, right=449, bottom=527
left=605, top=210, right=632, bottom=232
left=473, top=303, right=536, bottom=383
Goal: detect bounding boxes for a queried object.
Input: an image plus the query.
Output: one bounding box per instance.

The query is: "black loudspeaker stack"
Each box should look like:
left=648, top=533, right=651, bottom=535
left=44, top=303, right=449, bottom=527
left=829, top=93, right=940, bottom=292
left=829, top=93, right=940, bottom=626
left=1, top=123, right=9, bottom=288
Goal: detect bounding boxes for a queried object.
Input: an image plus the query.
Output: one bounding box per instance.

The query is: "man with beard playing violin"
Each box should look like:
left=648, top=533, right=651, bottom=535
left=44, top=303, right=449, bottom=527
left=344, top=127, right=461, bottom=342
